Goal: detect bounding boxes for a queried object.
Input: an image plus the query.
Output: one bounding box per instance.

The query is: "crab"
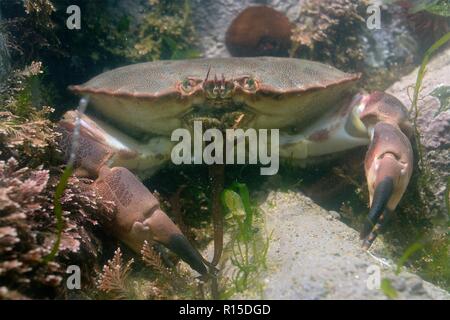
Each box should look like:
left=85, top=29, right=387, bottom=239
left=58, top=57, right=414, bottom=276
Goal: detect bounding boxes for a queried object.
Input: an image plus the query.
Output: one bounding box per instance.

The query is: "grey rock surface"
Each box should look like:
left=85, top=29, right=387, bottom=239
left=217, top=190, right=449, bottom=300
left=361, top=1, right=418, bottom=69
left=190, top=0, right=418, bottom=69
left=387, top=48, right=450, bottom=218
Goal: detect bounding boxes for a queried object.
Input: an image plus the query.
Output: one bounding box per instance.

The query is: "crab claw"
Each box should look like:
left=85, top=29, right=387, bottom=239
left=92, top=166, right=207, bottom=275
left=58, top=111, right=207, bottom=275
left=359, top=92, right=413, bottom=249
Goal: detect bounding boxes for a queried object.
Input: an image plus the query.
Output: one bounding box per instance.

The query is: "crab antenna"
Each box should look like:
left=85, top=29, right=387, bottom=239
left=204, top=65, right=211, bottom=83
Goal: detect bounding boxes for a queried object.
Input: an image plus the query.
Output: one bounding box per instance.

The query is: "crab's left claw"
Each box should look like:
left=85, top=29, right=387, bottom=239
left=358, top=92, right=414, bottom=249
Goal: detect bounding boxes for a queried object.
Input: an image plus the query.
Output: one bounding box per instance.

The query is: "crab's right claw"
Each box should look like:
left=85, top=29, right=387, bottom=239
left=58, top=111, right=207, bottom=275
left=92, top=166, right=208, bottom=275
left=359, top=92, right=414, bottom=249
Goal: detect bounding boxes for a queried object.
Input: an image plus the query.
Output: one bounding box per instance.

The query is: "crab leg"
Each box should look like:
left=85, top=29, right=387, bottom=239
left=357, top=92, right=414, bottom=249
left=58, top=110, right=207, bottom=275
left=58, top=110, right=174, bottom=178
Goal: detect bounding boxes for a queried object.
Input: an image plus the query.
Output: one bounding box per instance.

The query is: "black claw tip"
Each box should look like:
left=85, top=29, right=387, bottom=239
left=167, top=234, right=207, bottom=275
left=361, top=177, right=394, bottom=241
left=362, top=239, right=372, bottom=251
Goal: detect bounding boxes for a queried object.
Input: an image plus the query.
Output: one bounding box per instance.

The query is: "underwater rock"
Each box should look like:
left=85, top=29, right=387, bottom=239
left=397, top=0, right=450, bottom=53
left=217, top=190, right=450, bottom=299
left=288, top=0, right=419, bottom=77
left=290, top=0, right=368, bottom=71
left=225, top=6, right=292, bottom=57
left=0, top=0, right=198, bottom=103
left=191, top=0, right=303, bottom=57
left=387, top=46, right=450, bottom=219
left=192, top=0, right=418, bottom=82
left=360, top=2, right=419, bottom=70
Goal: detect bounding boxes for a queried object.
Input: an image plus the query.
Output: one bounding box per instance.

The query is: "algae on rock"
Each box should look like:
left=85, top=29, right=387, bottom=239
left=0, top=0, right=199, bottom=105
left=0, top=62, right=111, bottom=299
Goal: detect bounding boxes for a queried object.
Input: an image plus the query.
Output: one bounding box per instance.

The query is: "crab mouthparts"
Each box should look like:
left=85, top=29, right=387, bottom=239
left=202, top=69, right=236, bottom=100
left=183, top=102, right=251, bottom=130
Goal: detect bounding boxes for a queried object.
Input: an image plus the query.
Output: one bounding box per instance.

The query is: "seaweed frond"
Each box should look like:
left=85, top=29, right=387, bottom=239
left=97, top=248, right=134, bottom=299
left=140, top=241, right=165, bottom=271
left=0, top=157, right=105, bottom=299
left=0, top=61, right=59, bottom=166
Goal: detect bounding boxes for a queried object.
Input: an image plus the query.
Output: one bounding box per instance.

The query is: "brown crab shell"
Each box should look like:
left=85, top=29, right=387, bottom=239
left=69, top=57, right=361, bottom=135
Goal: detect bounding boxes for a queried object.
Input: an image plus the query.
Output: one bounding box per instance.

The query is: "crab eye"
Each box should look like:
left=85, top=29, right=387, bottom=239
left=181, top=79, right=191, bottom=90
left=244, top=78, right=256, bottom=91
left=181, top=78, right=195, bottom=92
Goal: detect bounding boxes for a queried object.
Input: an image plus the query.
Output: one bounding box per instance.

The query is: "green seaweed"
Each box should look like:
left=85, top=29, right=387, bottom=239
left=410, top=31, right=450, bottom=225
left=425, top=2, right=450, bottom=16
left=220, top=183, right=270, bottom=299
left=386, top=0, right=450, bottom=16
left=405, top=0, right=441, bottom=13
left=410, top=0, right=450, bottom=16
left=396, top=242, right=424, bottom=274
left=224, top=183, right=253, bottom=242
left=408, top=31, right=450, bottom=248
left=43, top=164, right=73, bottom=263
left=396, top=30, right=450, bottom=286
left=380, top=278, right=398, bottom=299
left=445, top=177, right=450, bottom=221
left=411, top=31, right=450, bottom=169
